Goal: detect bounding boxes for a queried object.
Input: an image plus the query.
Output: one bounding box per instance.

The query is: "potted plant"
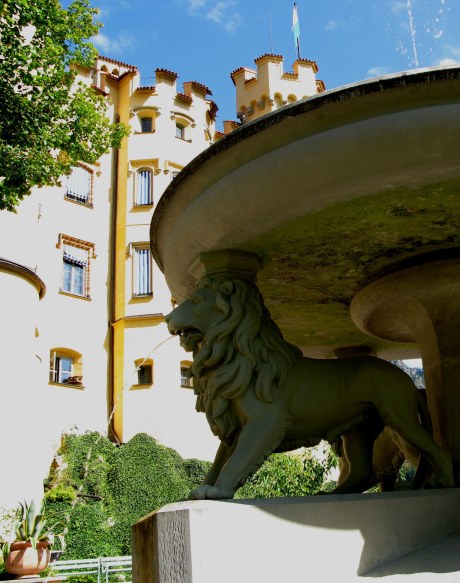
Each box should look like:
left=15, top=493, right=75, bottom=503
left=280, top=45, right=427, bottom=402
left=0, top=500, right=65, bottom=577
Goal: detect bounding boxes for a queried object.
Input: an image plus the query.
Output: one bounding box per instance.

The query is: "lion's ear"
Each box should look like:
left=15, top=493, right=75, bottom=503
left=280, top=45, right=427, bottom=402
left=219, top=281, right=234, bottom=297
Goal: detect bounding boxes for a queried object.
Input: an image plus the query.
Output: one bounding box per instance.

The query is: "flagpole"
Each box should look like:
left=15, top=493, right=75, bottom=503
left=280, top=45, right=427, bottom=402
left=269, top=13, right=274, bottom=54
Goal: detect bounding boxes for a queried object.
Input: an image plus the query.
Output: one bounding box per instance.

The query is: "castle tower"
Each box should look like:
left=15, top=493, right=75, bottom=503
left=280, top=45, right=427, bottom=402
left=230, top=53, right=325, bottom=124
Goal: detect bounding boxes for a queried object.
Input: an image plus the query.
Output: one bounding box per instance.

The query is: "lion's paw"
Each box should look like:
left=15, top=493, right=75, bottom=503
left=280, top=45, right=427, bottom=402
left=204, top=486, right=235, bottom=499
left=188, top=485, right=234, bottom=500
left=188, top=485, right=212, bottom=500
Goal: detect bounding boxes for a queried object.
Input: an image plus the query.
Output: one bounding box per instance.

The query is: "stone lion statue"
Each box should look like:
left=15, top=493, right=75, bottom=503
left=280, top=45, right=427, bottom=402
left=165, top=275, right=453, bottom=500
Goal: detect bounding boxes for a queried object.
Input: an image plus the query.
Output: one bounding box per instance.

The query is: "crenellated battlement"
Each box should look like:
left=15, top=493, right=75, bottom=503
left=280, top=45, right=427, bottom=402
left=231, top=53, right=325, bottom=123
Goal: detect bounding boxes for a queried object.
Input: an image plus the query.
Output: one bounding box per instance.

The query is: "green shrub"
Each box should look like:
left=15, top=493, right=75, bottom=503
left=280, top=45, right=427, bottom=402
left=45, top=484, right=77, bottom=503
left=236, top=450, right=330, bottom=499
left=183, top=458, right=212, bottom=489
left=60, top=500, right=121, bottom=559
left=108, top=433, right=191, bottom=553
left=63, top=433, right=117, bottom=500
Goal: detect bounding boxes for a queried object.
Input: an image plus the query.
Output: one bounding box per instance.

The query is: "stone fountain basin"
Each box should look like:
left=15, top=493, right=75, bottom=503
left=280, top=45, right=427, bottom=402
left=151, top=66, right=460, bottom=358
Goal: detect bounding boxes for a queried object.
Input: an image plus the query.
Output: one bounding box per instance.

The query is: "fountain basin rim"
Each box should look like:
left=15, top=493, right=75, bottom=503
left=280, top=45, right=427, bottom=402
left=151, top=65, right=460, bottom=274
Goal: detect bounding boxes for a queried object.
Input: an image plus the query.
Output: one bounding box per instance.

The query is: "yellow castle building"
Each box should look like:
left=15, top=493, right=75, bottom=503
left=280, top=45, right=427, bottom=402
left=0, top=54, right=324, bottom=508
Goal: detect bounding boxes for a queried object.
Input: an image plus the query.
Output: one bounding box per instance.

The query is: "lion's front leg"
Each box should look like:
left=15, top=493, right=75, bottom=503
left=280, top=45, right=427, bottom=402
left=189, top=441, right=233, bottom=500
left=206, top=409, right=289, bottom=499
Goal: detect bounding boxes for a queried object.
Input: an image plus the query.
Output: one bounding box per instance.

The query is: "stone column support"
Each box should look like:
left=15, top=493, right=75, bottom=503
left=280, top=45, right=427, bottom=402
left=351, top=255, right=460, bottom=481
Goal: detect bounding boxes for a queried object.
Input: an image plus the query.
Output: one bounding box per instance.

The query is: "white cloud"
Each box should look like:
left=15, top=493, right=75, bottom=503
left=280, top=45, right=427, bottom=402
left=325, top=20, right=339, bottom=31
left=188, top=0, right=207, bottom=9
left=367, top=66, right=392, bottom=77
left=388, top=1, right=406, bottom=14
left=186, top=0, right=241, bottom=33
left=434, top=45, right=460, bottom=66
left=91, top=32, right=135, bottom=56
left=325, top=18, right=347, bottom=32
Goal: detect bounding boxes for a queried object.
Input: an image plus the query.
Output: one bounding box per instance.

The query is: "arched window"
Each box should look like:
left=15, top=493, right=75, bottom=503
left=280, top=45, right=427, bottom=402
left=135, top=169, right=153, bottom=206
left=65, top=165, right=93, bottom=206
left=49, top=348, right=83, bottom=386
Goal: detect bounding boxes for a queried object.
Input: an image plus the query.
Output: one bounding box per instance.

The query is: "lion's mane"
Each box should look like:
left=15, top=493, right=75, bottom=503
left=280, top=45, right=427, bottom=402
left=191, top=275, right=302, bottom=444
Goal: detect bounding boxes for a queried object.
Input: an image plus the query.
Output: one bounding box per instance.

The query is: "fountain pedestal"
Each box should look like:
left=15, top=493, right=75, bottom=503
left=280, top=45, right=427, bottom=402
left=352, top=254, right=460, bottom=478
left=132, top=490, right=460, bottom=583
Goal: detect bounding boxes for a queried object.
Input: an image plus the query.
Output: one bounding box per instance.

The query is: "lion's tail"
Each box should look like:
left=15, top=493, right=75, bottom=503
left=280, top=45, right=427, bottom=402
left=411, top=389, right=432, bottom=489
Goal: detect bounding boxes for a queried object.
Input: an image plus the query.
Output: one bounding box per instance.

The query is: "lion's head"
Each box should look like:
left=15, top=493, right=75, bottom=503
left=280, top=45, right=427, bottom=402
left=165, top=276, right=302, bottom=443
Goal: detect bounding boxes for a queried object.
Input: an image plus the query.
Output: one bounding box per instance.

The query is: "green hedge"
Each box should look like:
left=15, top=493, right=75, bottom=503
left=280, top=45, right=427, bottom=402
left=45, top=432, right=210, bottom=558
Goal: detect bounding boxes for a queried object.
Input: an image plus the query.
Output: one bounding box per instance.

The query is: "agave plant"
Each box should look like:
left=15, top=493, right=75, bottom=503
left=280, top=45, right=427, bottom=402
left=1, top=499, right=65, bottom=559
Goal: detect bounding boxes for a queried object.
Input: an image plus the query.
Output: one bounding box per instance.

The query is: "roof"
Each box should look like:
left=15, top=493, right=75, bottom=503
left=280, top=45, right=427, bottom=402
left=187, top=81, right=212, bottom=96
left=254, top=53, right=284, bottom=63
left=175, top=92, right=193, bottom=103
left=97, top=55, right=138, bottom=70
left=156, top=68, right=179, bottom=79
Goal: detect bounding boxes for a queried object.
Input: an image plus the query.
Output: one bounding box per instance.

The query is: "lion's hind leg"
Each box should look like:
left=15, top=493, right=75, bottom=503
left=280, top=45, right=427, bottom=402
left=378, top=399, right=454, bottom=488
left=328, top=428, right=376, bottom=494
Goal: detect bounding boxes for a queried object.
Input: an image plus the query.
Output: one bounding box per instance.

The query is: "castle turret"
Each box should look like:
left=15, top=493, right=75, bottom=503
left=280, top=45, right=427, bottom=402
left=230, top=53, right=325, bottom=124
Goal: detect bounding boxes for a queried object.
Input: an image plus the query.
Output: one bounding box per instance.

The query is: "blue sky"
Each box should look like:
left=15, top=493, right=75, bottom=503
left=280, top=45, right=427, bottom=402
left=90, top=0, right=460, bottom=129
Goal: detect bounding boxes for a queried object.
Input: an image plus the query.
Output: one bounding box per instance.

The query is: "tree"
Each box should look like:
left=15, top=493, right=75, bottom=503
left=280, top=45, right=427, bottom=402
left=0, top=0, right=128, bottom=211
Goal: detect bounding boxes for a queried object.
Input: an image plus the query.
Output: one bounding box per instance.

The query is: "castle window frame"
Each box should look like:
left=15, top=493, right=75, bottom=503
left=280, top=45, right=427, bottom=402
left=57, top=234, right=96, bottom=299
left=49, top=348, right=84, bottom=388
left=134, top=168, right=153, bottom=206
left=132, top=107, right=158, bottom=134
left=65, top=164, right=93, bottom=207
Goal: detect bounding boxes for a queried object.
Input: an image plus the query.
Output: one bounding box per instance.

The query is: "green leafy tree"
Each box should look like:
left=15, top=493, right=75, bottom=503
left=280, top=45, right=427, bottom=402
left=0, top=0, right=128, bottom=211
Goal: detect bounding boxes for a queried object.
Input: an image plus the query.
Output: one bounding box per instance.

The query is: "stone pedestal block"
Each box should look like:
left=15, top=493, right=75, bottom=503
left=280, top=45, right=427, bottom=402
left=132, top=489, right=460, bottom=583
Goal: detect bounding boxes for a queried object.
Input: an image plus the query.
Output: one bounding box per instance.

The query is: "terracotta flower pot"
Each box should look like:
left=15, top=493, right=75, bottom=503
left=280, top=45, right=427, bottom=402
left=5, top=540, right=51, bottom=577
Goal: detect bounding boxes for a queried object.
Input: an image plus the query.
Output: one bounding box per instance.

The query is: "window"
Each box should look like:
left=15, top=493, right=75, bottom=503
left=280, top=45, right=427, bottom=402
left=180, top=361, right=193, bottom=388
left=175, top=123, right=185, bottom=139
left=133, top=358, right=154, bottom=388
left=138, top=364, right=152, bottom=385
left=135, top=169, right=153, bottom=206
left=63, top=244, right=88, bottom=296
left=65, top=165, right=92, bottom=206
left=57, top=235, right=95, bottom=299
left=49, top=349, right=83, bottom=386
left=140, top=117, right=153, bottom=133
left=133, top=246, right=152, bottom=296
